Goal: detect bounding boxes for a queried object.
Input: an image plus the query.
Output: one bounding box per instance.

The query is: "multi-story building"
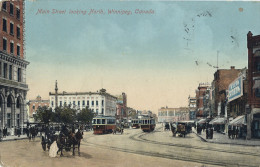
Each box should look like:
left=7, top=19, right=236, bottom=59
left=196, top=83, right=210, bottom=118
left=247, top=31, right=260, bottom=139
left=188, top=96, right=196, bottom=120
left=116, top=92, right=127, bottom=118
left=158, top=107, right=189, bottom=123
left=0, top=1, right=29, bottom=133
left=211, top=66, right=242, bottom=117
left=28, top=95, right=49, bottom=122
left=203, top=87, right=212, bottom=118
left=49, top=88, right=117, bottom=116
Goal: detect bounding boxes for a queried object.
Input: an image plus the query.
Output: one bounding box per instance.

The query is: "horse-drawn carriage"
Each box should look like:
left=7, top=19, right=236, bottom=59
left=171, top=122, right=189, bottom=138
left=112, top=126, right=124, bottom=134
left=41, top=125, right=83, bottom=157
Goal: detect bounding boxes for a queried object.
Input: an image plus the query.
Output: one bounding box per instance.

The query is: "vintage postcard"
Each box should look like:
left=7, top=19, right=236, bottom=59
left=0, top=0, right=260, bottom=166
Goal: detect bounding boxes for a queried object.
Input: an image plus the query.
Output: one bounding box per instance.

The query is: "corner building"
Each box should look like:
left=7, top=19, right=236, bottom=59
left=49, top=89, right=117, bottom=116
left=0, top=1, right=29, bottom=132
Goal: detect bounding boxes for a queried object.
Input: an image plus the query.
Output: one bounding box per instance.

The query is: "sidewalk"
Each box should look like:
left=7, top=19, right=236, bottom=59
left=194, top=129, right=260, bottom=146
left=0, top=135, right=28, bottom=142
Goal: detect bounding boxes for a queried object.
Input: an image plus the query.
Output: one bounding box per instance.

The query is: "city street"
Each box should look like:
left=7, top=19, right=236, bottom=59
left=0, top=125, right=260, bottom=167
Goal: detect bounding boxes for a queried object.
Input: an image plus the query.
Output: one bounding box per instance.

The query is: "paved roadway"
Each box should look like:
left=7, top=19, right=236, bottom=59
left=0, top=124, right=259, bottom=167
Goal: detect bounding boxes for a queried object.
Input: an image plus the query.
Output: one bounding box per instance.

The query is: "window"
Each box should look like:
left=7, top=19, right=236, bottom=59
left=92, top=101, right=94, bottom=106
left=102, top=100, right=104, bottom=106
left=51, top=101, right=54, bottom=107
left=3, top=38, right=7, bottom=51
left=10, top=23, right=14, bottom=35
left=10, top=3, right=14, bottom=15
left=9, top=65, right=12, bottom=80
left=32, top=105, right=35, bottom=110
left=2, top=19, right=7, bottom=32
left=82, top=100, right=85, bottom=106
left=17, top=27, right=20, bottom=39
left=17, top=45, right=20, bottom=56
left=4, top=63, right=7, bottom=78
left=16, top=8, right=20, bottom=20
left=0, top=62, right=2, bottom=77
left=7, top=95, right=12, bottom=107
left=87, top=100, right=89, bottom=106
left=96, top=109, right=98, bottom=114
left=17, top=68, right=21, bottom=82
left=102, top=119, right=105, bottom=124
left=256, top=61, right=260, bottom=72
left=102, top=108, right=104, bottom=114
left=10, top=42, right=14, bottom=54
left=60, top=101, right=62, bottom=107
left=78, top=101, right=80, bottom=106
left=73, top=101, right=75, bottom=105
left=96, top=101, right=98, bottom=106
left=256, top=88, right=260, bottom=98
left=2, top=1, right=7, bottom=11
left=7, top=113, right=11, bottom=128
left=17, top=114, right=20, bottom=126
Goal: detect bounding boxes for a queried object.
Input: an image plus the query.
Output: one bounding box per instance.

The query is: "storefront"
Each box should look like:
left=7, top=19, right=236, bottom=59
left=209, top=117, right=226, bottom=133
left=252, top=113, right=260, bottom=138
left=229, top=115, right=247, bottom=138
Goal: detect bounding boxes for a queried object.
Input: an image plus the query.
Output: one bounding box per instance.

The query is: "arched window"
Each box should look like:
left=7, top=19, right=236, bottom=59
left=16, top=98, right=20, bottom=108
left=7, top=95, right=12, bottom=107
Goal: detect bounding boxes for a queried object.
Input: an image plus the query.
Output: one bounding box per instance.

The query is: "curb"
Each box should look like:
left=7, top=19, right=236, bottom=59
left=193, top=131, right=260, bottom=147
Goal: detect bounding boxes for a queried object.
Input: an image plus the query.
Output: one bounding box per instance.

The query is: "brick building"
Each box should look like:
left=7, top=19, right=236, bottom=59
left=211, top=66, right=242, bottom=117
left=247, top=31, right=260, bottom=139
left=0, top=1, right=29, bottom=133
left=116, top=92, right=127, bottom=119
left=196, top=83, right=210, bottom=118
left=28, top=95, right=49, bottom=122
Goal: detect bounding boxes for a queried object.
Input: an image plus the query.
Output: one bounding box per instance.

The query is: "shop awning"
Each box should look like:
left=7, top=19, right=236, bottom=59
left=197, top=119, right=206, bottom=124
left=209, top=117, right=226, bottom=125
left=253, top=80, right=260, bottom=89
left=229, top=115, right=246, bottom=126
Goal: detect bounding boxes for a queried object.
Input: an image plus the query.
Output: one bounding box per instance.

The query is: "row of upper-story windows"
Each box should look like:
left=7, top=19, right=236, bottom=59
left=2, top=18, right=21, bottom=39
left=2, top=37, right=20, bottom=56
left=52, top=100, right=105, bottom=107
left=0, top=61, right=22, bottom=82
left=2, top=1, right=21, bottom=20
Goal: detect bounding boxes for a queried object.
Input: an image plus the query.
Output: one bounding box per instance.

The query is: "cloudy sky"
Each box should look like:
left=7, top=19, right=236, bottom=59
left=25, top=0, right=260, bottom=113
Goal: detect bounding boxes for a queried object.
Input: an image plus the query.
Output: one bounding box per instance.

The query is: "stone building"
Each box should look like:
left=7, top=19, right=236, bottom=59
left=0, top=0, right=29, bottom=133
left=247, top=31, right=260, bottom=139
left=49, top=88, right=117, bottom=117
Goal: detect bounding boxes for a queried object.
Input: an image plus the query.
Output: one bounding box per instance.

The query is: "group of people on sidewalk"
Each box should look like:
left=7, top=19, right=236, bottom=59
left=0, top=126, right=22, bottom=139
left=196, top=123, right=214, bottom=139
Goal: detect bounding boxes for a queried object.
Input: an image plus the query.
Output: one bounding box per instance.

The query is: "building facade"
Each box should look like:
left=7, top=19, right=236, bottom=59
left=28, top=95, right=49, bottom=122
left=116, top=92, right=127, bottom=118
left=247, top=31, right=260, bottom=139
left=188, top=96, right=196, bottom=120
left=0, top=1, right=29, bottom=133
left=49, top=88, right=117, bottom=116
left=212, top=66, right=242, bottom=117
left=196, top=83, right=210, bottom=118
left=158, top=107, right=189, bottom=123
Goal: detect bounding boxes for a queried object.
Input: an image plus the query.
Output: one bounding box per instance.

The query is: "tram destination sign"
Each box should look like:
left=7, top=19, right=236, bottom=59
left=228, top=76, right=243, bottom=102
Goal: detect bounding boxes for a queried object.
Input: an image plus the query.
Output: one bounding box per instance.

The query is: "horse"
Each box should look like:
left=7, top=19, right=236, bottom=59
left=67, top=130, right=83, bottom=156
left=112, top=127, right=123, bottom=134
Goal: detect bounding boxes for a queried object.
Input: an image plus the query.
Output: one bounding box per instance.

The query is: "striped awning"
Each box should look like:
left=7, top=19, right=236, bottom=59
left=197, top=119, right=206, bottom=124
left=209, top=117, right=226, bottom=125
left=229, top=115, right=246, bottom=126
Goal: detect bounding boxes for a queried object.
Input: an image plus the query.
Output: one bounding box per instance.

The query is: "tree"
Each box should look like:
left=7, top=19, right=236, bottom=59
left=76, top=107, right=95, bottom=124
left=34, top=106, right=53, bottom=125
left=59, top=107, right=76, bottom=124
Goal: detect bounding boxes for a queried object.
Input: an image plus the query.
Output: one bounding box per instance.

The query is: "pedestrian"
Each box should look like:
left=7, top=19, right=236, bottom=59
left=210, top=128, right=213, bottom=139
left=235, top=127, right=239, bottom=139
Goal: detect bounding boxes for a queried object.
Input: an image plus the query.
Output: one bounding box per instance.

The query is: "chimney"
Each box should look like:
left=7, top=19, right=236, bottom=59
left=231, top=66, right=235, bottom=70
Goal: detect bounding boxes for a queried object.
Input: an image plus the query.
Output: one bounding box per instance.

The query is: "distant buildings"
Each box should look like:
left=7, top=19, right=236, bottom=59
left=116, top=92, right=127, bottom=119
left=158, top=107, right=189, bottom=123
left=49, top=88, right=117, bottom=116
left=196, top=83, right=210, bottom=118
left=0, top=0, right=29, bottom=132
left=28, top=95, right=49, bottom=122
left=188, top=96, right=196, bottom=120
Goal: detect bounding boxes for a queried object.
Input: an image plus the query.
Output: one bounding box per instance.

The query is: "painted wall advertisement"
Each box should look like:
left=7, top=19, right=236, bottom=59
left=228, top=76, right=243, bottom=102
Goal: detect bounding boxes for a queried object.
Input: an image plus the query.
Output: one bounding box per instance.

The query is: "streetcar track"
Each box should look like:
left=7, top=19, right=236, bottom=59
left=82, top=133, right=258, bottom=167
left=133, top=132, right=260, bottom=158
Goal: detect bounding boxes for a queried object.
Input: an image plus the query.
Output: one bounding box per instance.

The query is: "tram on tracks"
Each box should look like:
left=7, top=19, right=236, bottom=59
left=140, top=117, right=156, bottom=132
left=131, top=119, right=140, bottom=129
left=92, top=116, right=116, bottom=134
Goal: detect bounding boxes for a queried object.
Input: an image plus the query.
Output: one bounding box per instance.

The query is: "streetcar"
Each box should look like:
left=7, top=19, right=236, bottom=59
left=92, top=116, right=116, bottom=134
left=131, top=119, right=140, bottom=129
left=140, top=117, right=156, bottom=132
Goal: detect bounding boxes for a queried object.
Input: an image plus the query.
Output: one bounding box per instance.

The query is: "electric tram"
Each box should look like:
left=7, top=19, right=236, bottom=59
left=131, top=119, right=140, bottom=129
left=92, top=116, right=116, bottom=134
left=140, top=117, right=156, bottom=132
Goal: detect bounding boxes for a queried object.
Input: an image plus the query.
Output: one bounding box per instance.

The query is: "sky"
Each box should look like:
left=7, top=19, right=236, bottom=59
left=25, top=0, right=260, bottom=113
